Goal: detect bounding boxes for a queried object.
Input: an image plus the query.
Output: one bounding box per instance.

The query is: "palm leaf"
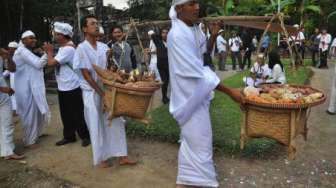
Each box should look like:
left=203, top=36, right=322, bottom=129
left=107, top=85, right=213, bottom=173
left=304, top=5, right=321, bottom=14
left=327, top=11, right=336, bottom=21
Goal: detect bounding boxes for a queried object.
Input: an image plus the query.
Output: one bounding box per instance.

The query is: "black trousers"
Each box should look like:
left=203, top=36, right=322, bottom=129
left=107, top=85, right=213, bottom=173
left=311, top=48, right=319, bottom=66
left=231, top=51, right=242, bottom=70
left=242, top=50, right=252, bottom=69
left=320, top=50, right=329, bottom=68
left=157, top=58, right=169, bottom=100
left=58, top=87, right=90, bottom=141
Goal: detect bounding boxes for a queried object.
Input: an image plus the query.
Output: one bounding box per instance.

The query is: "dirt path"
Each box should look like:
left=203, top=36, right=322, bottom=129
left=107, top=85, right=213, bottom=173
left=1, top=67, right=336, bottom=188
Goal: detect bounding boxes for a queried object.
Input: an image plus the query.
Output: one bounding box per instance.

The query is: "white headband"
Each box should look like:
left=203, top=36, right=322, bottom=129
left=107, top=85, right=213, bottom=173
left=21, top=30, right=35, bottom=39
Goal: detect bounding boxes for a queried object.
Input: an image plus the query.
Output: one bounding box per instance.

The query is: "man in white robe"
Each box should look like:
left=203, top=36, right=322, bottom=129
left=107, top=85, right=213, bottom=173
left=147, top=30, right=161, bottom=81
left=327, top=64, right=336, bottom=115
left=168, top=1, right=242, bottom=187
left=0, top=50, right=24, bottom=160
left=73, top=15, right=136, bottom=167
left=12, top=31, right=50, bottom=148
left=4, top=42, right=19, bottom=113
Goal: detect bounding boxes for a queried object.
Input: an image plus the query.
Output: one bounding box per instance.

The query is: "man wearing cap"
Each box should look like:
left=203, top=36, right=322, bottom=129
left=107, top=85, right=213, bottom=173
left=2, top=42, right=18, bottom=113
left=228, top=31, right=243, bottom=70
left=43, top=22, right=90, bottom=147
left=13, top=30, right=50, bottom=149
left=168, top=1, right=242, bottom=187
left=216, top=29, right=227, bottom=71
left=73, top=15, right=136, bottom=168
left=318, top=28, right=332, bottom=69
left=290, top=24, right=305, bottom=64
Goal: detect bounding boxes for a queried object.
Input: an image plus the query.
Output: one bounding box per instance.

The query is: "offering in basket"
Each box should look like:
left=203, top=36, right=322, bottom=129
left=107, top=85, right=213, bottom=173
left=243, top=84, right=326, bottom=109
left=240, top=84, right=326, bottom=159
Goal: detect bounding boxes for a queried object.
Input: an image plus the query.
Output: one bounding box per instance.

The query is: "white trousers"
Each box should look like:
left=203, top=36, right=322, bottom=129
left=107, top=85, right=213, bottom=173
left=0, top=101, right=15, bottom=157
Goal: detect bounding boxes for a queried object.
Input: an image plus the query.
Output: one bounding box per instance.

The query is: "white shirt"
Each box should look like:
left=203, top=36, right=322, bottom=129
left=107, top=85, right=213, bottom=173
left=332, top=38, right=336, bottom=47
left=216, top=35, right=227, bottom=53
left=54, top=45, right=80, bottom=91
left=266, top=64, right=286, bottom=84
left=252, top=38, right=258, bottom=47
left=250, top=62, right=271, bottom=78
left=149, top=39, right=157, bottom=63
left=0, top=57, right=10, bottom=105
left=318, top=33, right=332, bottom=52
left=229, top=37, right=242, bottom=52
left=73, top=40, right=109, bottom=91
left=290, top=31, right=305, bottom=45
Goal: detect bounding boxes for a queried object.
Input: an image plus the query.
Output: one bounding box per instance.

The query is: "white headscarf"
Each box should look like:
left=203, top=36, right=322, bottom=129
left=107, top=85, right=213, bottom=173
left=169, top=0, right=192, bottom=20
left=21, top=30, right=35, bottom=39
left=54, top=22, right=73, bottom=37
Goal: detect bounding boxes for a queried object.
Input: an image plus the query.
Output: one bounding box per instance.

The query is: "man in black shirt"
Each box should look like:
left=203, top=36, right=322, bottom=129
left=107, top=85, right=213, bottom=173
left=152, top=28, right=170, bottom=104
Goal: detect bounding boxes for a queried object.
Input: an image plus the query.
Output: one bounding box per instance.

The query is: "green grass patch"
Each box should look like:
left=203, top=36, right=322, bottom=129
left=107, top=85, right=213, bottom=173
left=127, top=60, right=312, bottom=157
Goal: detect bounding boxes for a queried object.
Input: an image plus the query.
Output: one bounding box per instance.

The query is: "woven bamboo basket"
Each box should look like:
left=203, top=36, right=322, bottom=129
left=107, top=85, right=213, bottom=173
left=240, top=84, right=326, bottom=159
left=103, top=82, right=159, bottom=124
left=93, top=65, right=161, bottom=124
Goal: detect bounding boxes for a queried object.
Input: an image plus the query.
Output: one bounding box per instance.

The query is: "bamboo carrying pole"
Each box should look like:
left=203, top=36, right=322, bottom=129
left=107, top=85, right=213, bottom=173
left=135, top=15, right=277, bottom=27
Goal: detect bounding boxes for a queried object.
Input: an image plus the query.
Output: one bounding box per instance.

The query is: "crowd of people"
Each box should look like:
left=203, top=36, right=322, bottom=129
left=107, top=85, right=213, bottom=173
left=0, top=0, right=335, bottom=187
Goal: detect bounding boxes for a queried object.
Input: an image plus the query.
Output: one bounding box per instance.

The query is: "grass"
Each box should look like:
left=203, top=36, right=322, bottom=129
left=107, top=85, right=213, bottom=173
left=126, top=60, right=312, bottom=157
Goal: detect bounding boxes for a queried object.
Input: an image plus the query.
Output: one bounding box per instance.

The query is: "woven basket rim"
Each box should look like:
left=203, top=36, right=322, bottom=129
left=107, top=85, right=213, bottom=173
left=243, top=84, right=326, bottom=109
left=106, top=82, right=160, bottom=92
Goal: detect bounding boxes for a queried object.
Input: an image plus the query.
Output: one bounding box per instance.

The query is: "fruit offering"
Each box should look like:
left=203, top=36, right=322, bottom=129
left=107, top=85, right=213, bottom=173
left=93, top=64, right=161, bottom=88
left=243, top=84, right=324, bottom=104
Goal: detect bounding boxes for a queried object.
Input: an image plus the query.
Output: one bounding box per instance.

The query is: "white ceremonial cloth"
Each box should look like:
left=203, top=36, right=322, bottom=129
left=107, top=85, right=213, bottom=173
left=168, top=5, right=220, bottom=187
left=12, top=46, right=49, bottom=146
left=328, top=65, right=336, bottom=113
left=0, top=57, right=15, bottom=157
left=73, top=40, right=127, bottom=165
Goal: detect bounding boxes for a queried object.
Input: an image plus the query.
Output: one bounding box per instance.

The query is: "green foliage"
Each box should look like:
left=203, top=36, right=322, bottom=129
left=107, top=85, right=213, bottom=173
left=127, top=59, right=312, bottom=157
left=0, top=0, right=75, bottom=46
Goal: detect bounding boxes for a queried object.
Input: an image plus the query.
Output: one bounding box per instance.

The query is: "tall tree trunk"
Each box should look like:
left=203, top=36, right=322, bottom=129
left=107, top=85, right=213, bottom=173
left=19, top=0, right=24, bottom=33
left=4, top=0, right=12, bottom=40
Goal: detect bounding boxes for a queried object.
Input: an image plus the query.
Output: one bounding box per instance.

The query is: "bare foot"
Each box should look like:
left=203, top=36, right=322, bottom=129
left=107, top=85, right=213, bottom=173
left=97, top=160, right=111, bottom=168
left=119, top=156, right=137, bottom=166
left=25, top=144, right=39, bottom=150
left=5, top=153, right=25, bottom=160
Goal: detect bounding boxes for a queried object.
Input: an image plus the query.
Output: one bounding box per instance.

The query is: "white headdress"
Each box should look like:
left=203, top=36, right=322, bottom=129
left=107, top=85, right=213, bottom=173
left=54, top=22, right=73, bottom=37
left=169, top=0, right=193, bottom=20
